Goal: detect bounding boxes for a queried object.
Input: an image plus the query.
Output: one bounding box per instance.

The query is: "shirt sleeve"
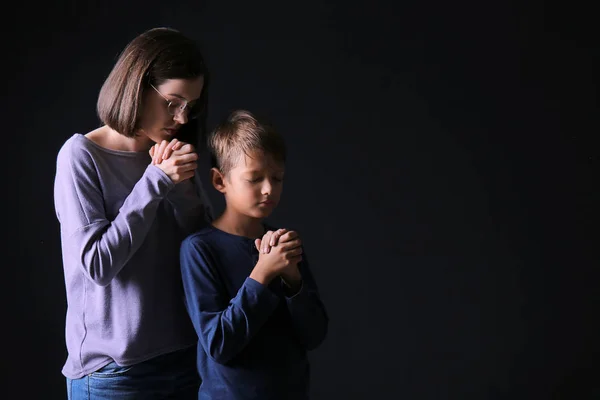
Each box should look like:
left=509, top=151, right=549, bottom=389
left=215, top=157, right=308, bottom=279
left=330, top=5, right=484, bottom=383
left=54, top=139, right=174, bottom=286
left=180, top=237, right=280, bottom=364
left=164, top=171, right=213, bottom=237
left=284, top=250, right=329, bottom=350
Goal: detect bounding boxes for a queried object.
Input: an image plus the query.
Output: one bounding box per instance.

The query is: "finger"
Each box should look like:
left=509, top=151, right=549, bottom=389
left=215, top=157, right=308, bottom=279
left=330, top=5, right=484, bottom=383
left=153, top=144, right=162, bottom=165
left=280, top=239, right=302, bottom=252
left=279, top=230, right=299, bottom=243
left=261, top=231, right=273, bottom=253
left=284, top=230, right=299, bottom=239
left=269, top=229, right=288, bottom=246
left=159, top=140, right=169, bottom=158
left=285, top=246, right=303, bottom=257
left=178, top=162, right=198, bottom=173
left=150, top=145, right=158, bottom=164
left=254, top=239, right=261, bottom=252
left=172, top=141, right=185, bottom=151
left=154, top=140, right=168, bottom=165
left=262, top=232, right=273, bottom=253
left=278, top=231, right=298, bottom=244
left=172, top=152, right=199, bottom=165
left=261, top=230, right=273, bottom=241
left=163, top=139, right=179, bottom=160
left=152, top=143, right=160, bottom=165
left=174, top=143, right=195, bottom=155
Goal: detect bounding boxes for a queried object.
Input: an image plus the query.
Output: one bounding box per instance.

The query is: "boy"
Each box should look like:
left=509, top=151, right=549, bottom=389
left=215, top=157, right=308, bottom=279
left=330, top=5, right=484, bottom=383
left=180, top=110, right=328, bottom=399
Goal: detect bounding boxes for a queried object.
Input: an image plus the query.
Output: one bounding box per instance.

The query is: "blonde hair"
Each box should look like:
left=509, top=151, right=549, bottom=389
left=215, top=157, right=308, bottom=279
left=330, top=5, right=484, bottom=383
left=208, top=110, right=286, bottom=176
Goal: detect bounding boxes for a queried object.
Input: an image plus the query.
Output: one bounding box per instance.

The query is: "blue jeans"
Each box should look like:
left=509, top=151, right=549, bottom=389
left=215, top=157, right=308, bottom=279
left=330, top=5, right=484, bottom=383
left=66, top=347, right=199, bottom=399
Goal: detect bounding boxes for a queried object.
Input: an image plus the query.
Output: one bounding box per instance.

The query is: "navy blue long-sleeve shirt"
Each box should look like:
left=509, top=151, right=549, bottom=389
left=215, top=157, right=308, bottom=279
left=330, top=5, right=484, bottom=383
left=180, top=225, right=328, bottom=400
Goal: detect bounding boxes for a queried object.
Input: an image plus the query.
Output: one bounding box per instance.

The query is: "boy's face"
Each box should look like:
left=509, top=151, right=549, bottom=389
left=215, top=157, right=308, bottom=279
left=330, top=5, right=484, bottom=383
left=217, top=150, right=285, bottom=219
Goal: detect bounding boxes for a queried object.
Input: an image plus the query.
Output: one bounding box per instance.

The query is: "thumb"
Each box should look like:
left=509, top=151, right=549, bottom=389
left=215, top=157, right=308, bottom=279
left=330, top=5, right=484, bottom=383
left=149, top=145, right=155, bottom=157
left=254, top=239, right=261, bottom=251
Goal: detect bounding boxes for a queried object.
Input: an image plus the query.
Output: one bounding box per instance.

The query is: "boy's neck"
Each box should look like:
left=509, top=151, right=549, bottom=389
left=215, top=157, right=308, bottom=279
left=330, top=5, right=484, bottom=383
left=212, top=208, right=265, bottom=239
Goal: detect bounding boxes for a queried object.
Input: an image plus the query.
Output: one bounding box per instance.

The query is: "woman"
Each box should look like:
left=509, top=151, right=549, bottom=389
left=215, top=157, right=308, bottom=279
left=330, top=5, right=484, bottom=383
left=54, top=27, right=213, bottom=399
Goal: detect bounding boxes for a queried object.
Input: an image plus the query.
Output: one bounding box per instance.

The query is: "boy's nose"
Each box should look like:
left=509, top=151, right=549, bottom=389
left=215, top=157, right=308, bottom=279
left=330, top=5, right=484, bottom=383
left=262, top=181, right=272, bottom=195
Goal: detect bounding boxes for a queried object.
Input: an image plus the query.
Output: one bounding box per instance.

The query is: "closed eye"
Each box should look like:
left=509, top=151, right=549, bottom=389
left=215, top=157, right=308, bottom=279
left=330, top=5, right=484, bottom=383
left=247, top=175, right=284, bottom=183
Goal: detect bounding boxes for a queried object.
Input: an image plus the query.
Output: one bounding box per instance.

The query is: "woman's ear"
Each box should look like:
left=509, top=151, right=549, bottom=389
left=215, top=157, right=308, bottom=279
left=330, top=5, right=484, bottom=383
left=211, top=167, right=227, bottom=194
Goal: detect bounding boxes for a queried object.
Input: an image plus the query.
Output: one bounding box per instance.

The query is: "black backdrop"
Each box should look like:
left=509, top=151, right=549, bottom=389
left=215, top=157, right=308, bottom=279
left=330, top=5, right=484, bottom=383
left=9, top=0, right=597, bottom=398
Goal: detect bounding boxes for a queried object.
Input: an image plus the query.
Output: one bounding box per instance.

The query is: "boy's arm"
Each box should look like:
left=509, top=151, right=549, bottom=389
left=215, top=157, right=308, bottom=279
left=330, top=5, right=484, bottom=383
left=180, top=237, right=280, bottom=364
left=165, top=173, right=213, bottom=236
left=282, top=250, right=329, bottom=350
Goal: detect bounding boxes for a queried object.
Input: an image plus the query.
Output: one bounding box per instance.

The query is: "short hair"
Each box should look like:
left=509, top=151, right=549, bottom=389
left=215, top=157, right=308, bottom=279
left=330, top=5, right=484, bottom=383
left=208, top=110, right=286, bottom=177
left=97, top=27, right=209, bottom=147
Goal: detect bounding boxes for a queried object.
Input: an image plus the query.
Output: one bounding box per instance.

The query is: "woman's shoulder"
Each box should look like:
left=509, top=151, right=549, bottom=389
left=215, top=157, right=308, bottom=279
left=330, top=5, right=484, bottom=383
left=58, top=127, right=141, bottom=163
left=57, top=133, right=95, bottom=162
left=56, top=128, right=118, bottom=171
left=62, top=126, right=117, bottom=151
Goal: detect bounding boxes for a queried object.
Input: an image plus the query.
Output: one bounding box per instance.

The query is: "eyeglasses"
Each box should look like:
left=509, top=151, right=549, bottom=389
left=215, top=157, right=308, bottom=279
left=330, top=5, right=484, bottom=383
left=150, top=84, right=201, bottom=120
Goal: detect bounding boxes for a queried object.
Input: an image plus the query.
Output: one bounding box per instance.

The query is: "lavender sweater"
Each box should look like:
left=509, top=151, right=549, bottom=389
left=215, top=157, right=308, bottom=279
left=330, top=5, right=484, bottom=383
left=54, top=134, right=213, bottom=379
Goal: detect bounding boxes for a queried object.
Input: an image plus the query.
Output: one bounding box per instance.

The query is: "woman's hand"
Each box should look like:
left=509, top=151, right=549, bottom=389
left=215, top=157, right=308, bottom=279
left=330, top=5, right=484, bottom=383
left=149, top=140, right=198, bottom=184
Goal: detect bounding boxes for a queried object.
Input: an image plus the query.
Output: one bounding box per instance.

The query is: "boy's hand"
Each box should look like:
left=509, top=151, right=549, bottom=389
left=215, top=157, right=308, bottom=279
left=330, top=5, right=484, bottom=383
left=274, top=231, right=303, bottom=293
left=250, top=233, right=303, bottom=286
left=254, top=229, right=298, bottom=254
left=280, top=263, right=303, bottom=294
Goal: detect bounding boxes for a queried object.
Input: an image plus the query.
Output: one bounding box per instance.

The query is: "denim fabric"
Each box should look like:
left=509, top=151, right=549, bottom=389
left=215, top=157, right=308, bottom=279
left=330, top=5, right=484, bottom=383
left=66, top=347, right=199, bottom=399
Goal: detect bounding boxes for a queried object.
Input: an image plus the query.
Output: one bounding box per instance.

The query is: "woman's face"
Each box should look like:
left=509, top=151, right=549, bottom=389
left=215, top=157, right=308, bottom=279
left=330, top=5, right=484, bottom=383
left=138, top=76, right=204, bottom=144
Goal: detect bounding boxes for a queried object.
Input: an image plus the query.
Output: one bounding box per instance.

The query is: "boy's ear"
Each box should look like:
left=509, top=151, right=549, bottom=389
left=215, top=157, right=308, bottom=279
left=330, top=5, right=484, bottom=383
left=211, top=167, right=227, bottom=194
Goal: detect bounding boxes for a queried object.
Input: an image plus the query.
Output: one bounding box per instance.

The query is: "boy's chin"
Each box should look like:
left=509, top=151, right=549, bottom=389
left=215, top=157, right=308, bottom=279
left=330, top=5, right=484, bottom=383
left=248, top=208, right=274, bottom=219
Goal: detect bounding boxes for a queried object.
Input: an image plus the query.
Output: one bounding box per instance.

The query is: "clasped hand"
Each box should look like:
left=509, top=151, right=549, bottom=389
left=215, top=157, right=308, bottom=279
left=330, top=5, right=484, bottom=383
left=149, top=139, right=198, bottom=184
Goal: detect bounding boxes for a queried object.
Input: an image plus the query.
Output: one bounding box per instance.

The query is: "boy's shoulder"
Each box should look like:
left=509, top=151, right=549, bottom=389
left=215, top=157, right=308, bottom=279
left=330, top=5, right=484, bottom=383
left=182, top=225, right=245, bottom=255
left=183, top=226, right=220, bottom=249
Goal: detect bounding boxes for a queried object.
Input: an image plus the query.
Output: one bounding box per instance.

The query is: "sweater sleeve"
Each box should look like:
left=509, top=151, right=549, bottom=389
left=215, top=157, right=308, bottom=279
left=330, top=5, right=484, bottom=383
left=54, top=139, right=174, bottom=286
left=180, top=237, right=280, bottom=364
left=284, top=251, right=329, bottom=350
left=164, top=172, right=213, bottom=237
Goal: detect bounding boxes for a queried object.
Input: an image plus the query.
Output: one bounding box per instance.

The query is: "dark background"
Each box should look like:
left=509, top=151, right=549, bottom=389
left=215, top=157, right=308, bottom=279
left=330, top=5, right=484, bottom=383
left=9, top=0, right=597, bottom=398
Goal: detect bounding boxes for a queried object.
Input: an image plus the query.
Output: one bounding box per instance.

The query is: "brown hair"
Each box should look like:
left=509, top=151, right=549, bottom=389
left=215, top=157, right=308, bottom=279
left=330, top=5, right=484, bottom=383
left=97, top=27, right=208, bottom=147
left=208, top=110, right=286, bottom=176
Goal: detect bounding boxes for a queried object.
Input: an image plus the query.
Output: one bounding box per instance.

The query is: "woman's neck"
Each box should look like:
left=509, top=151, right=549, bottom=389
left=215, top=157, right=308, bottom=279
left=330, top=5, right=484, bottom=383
left=85, top=125, right=152, bottom=152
